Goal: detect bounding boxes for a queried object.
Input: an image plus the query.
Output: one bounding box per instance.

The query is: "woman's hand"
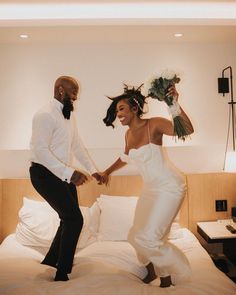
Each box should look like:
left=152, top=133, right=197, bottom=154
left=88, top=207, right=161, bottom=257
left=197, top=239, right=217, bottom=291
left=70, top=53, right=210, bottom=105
left=100, top=171, right=110, bottom=186
left=166, top=85, right=179, bottom=101
left=91, top=172, right=110, bottom=185
left=92, top=172, right=104, bottom=185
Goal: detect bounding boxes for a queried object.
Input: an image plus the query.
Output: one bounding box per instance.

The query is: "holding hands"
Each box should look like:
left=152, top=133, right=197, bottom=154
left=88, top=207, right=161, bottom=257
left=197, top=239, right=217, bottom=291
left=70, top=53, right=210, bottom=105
left=92, top=172, right=109, bottom=185
left=70, top=170, right=109, bottom=186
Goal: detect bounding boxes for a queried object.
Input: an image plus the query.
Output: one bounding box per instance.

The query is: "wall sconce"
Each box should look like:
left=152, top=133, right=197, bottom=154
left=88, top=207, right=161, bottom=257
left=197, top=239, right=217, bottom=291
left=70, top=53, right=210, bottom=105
left=218, top=66, right=236, bottom=171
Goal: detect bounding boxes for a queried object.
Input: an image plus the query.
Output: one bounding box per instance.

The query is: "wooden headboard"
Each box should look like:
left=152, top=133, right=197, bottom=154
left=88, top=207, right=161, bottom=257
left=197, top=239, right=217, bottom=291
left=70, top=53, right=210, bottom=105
left=0, top=175, right=188, bottom=243
left=186, top=173, right=236, bottom=237
left=1, top=173, right=236, bottom=243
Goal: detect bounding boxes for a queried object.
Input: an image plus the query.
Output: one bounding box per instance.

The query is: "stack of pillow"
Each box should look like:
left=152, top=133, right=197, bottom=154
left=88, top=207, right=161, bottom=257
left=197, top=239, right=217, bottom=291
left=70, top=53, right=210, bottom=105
left=16, top=194, right=181, bottom=249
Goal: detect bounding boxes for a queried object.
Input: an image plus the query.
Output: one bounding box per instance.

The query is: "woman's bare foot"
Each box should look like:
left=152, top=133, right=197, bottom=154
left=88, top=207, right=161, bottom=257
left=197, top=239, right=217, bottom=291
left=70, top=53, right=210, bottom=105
left=160, top=275, right=172, bottom=288
left=142, top=262, right=157, bottom=284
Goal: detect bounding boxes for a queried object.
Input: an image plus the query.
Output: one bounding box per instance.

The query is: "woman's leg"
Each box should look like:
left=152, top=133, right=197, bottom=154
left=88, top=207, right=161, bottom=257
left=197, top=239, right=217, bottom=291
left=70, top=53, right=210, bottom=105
left=128, top=185, right=190, bottom=287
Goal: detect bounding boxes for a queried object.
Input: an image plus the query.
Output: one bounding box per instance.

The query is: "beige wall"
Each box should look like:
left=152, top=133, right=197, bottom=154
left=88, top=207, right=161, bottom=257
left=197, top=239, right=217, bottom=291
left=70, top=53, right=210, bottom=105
left=0, top=40, right=235, bottom=150
left=0, top=27, right=236, bottom=177
left=0, top=180, right=2, bottom=241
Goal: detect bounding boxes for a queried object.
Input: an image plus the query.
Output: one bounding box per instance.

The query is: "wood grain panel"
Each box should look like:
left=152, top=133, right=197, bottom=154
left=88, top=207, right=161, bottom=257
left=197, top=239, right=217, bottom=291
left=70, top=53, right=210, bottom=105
left=1, top=179, right=42, bottom=241
left=78, top=175, right=143, bottom=206
left=187, top=173, right=236, bottom=236
left=0, top=176, right=189, bottom=242
left=1, top=174, right=236, bottom=243
left=0, top=180, right=2, bottom=242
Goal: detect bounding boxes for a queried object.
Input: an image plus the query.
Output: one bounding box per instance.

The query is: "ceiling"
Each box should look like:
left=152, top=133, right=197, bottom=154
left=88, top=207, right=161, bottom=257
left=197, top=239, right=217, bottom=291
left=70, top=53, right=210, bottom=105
left=0, top=1, right=236, bottom=44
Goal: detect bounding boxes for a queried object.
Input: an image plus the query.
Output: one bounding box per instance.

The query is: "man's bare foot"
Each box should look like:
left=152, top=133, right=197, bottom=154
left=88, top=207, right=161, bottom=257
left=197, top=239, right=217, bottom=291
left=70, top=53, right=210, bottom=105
left=160, top=275, right=172, bottom=288
left=142, top=262, right=157, bottom=284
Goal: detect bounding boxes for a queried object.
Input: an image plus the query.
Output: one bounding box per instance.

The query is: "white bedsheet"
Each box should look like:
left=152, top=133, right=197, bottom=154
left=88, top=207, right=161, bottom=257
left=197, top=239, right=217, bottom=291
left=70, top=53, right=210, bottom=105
left=0, top=228, right=235, bottom=295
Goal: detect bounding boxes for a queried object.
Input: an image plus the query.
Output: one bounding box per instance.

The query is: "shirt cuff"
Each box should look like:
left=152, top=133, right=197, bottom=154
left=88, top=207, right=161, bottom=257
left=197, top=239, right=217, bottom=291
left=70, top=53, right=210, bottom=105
left=63, top=166, right=74, bottom=183
left=88, top=166, right=98, bottom=175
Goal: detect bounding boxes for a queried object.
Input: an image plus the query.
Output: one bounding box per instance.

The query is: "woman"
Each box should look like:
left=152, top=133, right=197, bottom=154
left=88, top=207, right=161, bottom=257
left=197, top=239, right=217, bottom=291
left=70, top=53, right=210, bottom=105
left=102, top=84, right=194, bottom=288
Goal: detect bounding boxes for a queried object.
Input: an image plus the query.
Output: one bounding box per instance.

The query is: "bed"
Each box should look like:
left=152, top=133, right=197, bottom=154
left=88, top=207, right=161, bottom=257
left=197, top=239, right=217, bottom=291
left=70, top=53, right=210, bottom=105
left=0, top=176, right=235, bottom=295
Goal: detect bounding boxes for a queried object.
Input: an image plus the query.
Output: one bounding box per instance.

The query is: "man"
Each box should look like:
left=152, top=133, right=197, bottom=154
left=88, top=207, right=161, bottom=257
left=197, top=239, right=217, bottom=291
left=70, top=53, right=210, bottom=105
left=29, top=76, right=102, bottom=281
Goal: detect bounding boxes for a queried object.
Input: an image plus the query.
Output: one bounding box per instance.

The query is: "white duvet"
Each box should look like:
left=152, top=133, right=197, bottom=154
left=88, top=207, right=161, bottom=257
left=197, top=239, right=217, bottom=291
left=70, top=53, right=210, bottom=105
left=0, top=228, right=235, bottom=295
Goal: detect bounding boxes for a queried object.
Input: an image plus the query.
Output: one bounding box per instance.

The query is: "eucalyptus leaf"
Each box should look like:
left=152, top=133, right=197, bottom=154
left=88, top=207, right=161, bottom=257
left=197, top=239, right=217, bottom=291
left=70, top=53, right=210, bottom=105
left=145, top=72, right=188, bottom=141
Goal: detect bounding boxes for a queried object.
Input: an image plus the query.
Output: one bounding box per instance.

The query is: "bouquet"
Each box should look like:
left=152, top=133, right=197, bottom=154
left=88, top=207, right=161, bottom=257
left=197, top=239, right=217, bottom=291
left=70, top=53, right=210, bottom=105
left=143, top=69, right=189, bottom=141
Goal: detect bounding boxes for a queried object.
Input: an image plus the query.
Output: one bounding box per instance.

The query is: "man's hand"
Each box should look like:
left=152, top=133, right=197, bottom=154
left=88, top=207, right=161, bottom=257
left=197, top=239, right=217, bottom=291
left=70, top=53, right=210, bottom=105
left=92, top=172, right=109, bottom=185
left=70, top=170, right=88, bottom=186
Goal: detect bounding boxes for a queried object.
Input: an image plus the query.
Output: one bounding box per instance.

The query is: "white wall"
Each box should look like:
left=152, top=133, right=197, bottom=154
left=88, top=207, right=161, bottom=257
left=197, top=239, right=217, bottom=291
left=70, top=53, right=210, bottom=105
left=0, top=27, right=235, bottom=177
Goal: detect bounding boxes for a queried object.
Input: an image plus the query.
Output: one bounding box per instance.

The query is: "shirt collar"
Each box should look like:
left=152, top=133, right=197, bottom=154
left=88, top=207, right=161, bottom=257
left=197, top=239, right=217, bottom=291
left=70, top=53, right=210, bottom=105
left=52, top=98, right=63, bottom=111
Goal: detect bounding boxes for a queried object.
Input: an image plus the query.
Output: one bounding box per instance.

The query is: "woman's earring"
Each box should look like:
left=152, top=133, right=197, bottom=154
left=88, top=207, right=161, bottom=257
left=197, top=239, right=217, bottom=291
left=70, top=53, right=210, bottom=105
left=132, top=106, right=138, bottom=112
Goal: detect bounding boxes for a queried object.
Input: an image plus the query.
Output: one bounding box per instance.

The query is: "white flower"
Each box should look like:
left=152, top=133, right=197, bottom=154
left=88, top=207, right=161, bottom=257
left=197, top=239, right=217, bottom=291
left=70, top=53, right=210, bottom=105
left=140, top=86, right=147, bottom=96
left=161, top=69, right=177, bottom=80
left=142, top=73, right=158, bottom=96
left=142, top=69, right=180, bottom=97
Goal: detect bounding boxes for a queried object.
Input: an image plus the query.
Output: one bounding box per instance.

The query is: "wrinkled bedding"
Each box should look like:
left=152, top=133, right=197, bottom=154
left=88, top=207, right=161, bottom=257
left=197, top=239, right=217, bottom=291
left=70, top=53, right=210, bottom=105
left=0, top=228, right=235, bottom=295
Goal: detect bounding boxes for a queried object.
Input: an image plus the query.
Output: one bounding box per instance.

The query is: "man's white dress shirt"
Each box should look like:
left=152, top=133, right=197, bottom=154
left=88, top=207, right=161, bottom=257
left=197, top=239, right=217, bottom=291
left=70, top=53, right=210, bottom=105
left=30, top=99, right=97, bottom=183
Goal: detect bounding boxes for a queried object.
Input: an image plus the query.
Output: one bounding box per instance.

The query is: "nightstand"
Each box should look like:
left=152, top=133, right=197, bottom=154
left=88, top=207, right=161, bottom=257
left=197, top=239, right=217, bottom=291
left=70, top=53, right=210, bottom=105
left=197, top=220, right=236, bottom=282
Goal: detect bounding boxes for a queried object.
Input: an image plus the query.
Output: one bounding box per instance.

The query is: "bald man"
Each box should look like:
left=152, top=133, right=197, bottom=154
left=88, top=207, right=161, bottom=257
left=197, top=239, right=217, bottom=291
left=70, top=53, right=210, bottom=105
left=29, top=76, right=102, bottom=281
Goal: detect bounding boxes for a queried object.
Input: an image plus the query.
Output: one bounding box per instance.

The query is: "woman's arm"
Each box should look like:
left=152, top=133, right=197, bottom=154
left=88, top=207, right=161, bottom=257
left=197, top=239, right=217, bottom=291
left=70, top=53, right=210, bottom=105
left=153, top=86, right=194, bottom=137
left=101, top=158, right=127, bottom=185
left=101, top=132, right=129, bottom=185
left=105, top=158, right=127, bottom=175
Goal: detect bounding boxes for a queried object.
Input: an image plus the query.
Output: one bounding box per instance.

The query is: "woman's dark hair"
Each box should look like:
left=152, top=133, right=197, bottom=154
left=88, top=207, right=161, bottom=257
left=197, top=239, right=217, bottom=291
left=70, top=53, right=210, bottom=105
left=103, top=84, right=146, bottom=127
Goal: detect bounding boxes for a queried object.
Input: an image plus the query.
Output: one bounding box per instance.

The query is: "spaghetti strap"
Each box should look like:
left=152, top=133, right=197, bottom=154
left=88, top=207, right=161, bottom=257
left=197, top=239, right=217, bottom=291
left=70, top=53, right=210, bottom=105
left=125, top=131, right=129, bottom=148
left=147, top=120, right=151, bottom=143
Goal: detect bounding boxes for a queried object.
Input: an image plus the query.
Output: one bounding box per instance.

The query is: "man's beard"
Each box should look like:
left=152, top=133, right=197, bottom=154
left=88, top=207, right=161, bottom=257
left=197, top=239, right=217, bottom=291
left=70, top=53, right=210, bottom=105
left=62, top=94, right=74, bottom=119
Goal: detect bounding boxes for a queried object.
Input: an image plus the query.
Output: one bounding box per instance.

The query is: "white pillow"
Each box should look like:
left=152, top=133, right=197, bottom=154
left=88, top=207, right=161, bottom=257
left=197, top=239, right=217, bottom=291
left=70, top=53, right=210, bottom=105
left=16, top=197, right=91, bottom=249
left=168, top=222, right=183, bottom=240
left=97, top=195, right=138, bottom=241
left=96, top=194, right=182, bottom=241
left=88, top=201, right=101, bottom=235
left=77, top=206, right=92, bottom=248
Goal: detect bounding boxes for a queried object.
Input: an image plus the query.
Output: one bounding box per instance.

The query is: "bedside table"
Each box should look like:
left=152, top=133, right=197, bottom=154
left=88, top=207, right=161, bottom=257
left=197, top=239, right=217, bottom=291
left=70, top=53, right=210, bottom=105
left=197, top=220, right=236, bottom=241
left=197, top=220, right=236, bottom=265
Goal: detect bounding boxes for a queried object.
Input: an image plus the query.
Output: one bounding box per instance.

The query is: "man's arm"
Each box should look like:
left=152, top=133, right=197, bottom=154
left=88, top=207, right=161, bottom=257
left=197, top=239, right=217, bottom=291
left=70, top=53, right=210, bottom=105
left=70, top=114, right=111, bottom=185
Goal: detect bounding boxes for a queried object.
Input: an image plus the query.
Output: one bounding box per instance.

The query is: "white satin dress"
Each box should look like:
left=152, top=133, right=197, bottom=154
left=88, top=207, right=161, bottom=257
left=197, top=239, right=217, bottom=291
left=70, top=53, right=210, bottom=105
left=121, top=122, right=191, bottom=284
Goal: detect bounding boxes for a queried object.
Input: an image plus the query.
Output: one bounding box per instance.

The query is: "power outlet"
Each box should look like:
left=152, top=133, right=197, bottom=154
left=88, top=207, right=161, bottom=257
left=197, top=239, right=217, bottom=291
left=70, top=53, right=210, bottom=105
left=215, top=200, right=228, bottom=212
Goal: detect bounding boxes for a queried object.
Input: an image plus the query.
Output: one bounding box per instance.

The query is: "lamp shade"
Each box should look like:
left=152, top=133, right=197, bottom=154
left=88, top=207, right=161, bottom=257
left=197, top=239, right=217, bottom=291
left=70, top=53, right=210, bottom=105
left=224, top=151, right=236, bottom=172
left=218, top=77, right=229, bottom=94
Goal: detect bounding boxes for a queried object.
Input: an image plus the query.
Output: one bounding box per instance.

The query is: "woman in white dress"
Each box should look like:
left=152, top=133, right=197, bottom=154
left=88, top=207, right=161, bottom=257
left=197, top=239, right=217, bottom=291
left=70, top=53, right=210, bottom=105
left=102, top=84, right=194, bottom=288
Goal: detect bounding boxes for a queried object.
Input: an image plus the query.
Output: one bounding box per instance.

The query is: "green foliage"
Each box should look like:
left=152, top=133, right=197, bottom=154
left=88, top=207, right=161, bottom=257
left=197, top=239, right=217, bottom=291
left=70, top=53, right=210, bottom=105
left=146, top=74, right=189, bottom=141
left=148, top=75, right=180, bottom=106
